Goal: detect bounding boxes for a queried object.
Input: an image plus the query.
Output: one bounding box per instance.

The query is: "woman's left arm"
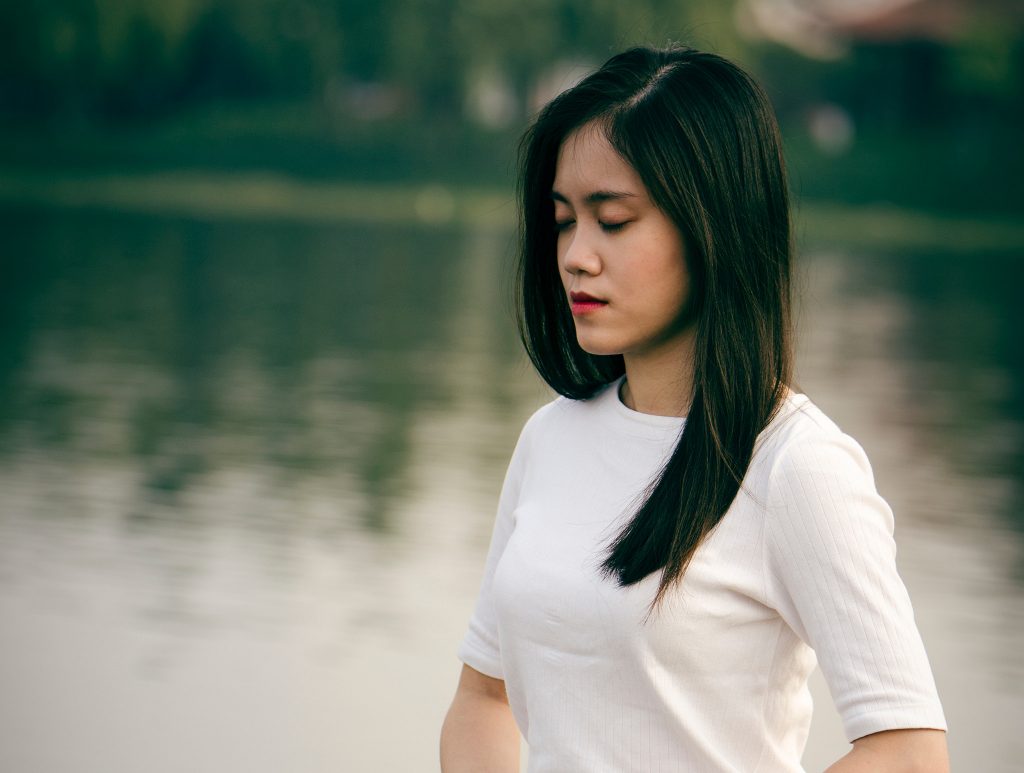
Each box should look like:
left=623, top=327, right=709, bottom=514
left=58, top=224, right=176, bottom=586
left=825, top=728, right=949, bottom=772
left=765, top=427, right=948, bottom=764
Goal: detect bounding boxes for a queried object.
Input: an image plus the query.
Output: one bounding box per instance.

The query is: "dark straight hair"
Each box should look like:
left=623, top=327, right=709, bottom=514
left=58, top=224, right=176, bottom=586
left=516, top=46, right=793, bottom=609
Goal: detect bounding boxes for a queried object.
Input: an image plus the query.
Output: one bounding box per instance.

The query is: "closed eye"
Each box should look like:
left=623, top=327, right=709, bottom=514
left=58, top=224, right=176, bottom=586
left=600, top=221, right=629, bottom=233
left=554, top=219, right=575, bottom=233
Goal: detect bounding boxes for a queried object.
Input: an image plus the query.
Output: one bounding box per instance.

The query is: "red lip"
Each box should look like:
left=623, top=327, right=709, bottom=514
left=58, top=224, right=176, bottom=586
left=569, top=291, right=607, bottom=316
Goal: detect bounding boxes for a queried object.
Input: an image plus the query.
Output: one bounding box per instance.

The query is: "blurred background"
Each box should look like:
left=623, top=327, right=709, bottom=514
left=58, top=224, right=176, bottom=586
left=0, top=1, right=1022, bottom=771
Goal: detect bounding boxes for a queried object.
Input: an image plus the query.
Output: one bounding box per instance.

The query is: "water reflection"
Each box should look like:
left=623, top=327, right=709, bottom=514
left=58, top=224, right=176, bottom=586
left=0, top=207, right=1020, bottom=772
left=1, top=211, right=477, bottom=534
left=889, top=250, right=1024, bottom=540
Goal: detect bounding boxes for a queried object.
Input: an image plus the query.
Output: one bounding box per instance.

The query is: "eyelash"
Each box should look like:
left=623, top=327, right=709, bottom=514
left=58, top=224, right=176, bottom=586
left=554, top=220, right=628, bottom=233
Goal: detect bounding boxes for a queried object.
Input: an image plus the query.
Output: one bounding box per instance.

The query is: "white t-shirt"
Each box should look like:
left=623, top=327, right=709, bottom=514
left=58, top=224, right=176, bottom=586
left=458, top=378, right=946, bottom=773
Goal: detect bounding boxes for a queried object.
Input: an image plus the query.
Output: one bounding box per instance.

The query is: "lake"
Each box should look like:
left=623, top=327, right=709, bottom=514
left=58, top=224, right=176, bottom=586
left=0, top=203, right=1021, bottom=771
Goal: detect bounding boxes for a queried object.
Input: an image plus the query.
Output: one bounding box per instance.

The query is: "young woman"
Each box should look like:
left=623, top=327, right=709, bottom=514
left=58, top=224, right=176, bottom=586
left=440, top=46, right=948, bottom=772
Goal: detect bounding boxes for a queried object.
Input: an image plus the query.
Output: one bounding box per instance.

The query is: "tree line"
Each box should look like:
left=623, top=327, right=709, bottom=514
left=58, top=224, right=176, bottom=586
left=0, top=0, right=745, bottom=123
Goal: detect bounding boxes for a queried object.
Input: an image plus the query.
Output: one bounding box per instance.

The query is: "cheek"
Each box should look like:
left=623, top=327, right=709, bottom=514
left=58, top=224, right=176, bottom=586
left=633, top=251, right=690, bottom=313
left=649, top=283, right=689, bottom=325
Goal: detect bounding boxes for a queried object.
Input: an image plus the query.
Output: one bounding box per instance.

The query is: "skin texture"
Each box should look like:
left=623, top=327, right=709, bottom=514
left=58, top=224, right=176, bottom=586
left=827, top=729, right=949, bottom=772
left=440, top=664, right=519, bottom=773
left=441, top=123, right=950, bottom=771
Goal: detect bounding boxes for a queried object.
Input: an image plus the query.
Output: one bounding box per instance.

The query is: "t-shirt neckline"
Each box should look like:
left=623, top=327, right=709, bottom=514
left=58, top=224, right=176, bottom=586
left=599, top=375, right=687, bottom=438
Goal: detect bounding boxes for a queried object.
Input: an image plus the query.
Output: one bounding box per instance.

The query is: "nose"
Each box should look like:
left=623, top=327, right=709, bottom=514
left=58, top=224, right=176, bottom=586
left=559, top=225, right=602, bottom=277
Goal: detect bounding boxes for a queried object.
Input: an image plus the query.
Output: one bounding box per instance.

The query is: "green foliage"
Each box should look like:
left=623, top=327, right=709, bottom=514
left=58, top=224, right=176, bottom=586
left=0, top=0, right=747, bottom=121
left=0, top=0, right=1021, bottom=213
left=2, top=0, right=1019, bottom=125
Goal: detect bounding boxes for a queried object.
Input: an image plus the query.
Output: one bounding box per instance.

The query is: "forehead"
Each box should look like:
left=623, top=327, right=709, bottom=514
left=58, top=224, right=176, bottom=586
left=553, top=123, right=645, bottom=197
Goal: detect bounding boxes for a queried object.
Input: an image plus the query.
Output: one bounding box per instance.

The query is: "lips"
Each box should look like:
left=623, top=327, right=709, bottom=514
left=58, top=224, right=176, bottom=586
left=569, top=291, right=608, bottom=315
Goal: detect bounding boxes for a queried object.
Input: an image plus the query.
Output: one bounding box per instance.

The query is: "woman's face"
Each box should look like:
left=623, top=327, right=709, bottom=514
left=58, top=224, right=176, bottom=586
left=552, top=123, right=693, bottom=360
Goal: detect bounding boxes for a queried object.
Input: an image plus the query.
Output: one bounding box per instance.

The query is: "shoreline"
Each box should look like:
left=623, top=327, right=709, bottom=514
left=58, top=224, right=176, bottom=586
left=1, top=169, right=1022, bottom=250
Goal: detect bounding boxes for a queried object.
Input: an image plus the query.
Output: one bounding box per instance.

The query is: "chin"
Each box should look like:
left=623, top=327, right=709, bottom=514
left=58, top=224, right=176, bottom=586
left=575, top=333, right=626, bottom=357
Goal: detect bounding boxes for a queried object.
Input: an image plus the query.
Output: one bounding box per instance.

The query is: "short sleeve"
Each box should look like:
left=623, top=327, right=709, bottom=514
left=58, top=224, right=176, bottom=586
left=456, top=406, right=541, bottom=679
left=764, top=426, right=947, bottom=742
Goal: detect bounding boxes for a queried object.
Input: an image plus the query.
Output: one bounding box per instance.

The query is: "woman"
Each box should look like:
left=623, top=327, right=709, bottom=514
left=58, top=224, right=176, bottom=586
left=441, top=46, right=948, bottom=772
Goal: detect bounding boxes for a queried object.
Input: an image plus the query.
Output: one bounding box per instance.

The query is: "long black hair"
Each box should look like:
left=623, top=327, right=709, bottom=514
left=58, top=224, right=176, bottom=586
left=516, top=46, right=793, bottom=608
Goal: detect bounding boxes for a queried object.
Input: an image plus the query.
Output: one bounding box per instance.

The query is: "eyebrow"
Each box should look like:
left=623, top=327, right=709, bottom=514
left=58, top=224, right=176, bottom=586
left=550, top=189, right=637, bottom=205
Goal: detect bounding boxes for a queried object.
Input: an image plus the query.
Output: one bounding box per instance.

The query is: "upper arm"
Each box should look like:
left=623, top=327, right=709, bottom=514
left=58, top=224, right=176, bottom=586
left=826, top=728, right=949, bottom=773
left=764, top=428, right=947, bottom=742
left=455, top=663, right=509, bottom=704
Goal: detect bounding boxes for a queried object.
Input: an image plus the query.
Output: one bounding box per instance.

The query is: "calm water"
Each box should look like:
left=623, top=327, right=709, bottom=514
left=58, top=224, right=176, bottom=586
left=0, top=207, right=1021, bottom=772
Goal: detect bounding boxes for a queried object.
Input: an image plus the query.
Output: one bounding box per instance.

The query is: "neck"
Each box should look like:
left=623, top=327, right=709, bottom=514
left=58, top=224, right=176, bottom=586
left=620, top=332, right=696, bottom=418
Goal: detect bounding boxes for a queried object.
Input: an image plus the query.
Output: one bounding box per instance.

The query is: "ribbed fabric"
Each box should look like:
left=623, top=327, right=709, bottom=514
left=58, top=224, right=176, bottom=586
left=458, top=378, right=946, bottom=772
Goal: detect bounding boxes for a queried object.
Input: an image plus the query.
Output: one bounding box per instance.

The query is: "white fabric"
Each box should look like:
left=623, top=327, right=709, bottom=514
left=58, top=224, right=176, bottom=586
left=458, top=377, right=946, bottom=773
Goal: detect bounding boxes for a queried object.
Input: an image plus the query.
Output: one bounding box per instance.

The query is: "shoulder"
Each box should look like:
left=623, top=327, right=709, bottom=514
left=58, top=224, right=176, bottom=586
left=754, top=393, right=894, bottom=550
left=755, top=392, right=876, bottom=485
left=518, top=380, right=619, bottom=439
left=507, top=381, right=627, bottom=477
left=507, top=393, right=570, bottom=463
left=518, top=393, right=570, bottom=439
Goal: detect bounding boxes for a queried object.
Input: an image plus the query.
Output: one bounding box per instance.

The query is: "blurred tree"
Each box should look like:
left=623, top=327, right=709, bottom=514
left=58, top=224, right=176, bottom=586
left=0, top=0, right=1020, bottom=210
left=178, top=5, right=272, bottom=102
left=0, top=0, right=753, bottom=122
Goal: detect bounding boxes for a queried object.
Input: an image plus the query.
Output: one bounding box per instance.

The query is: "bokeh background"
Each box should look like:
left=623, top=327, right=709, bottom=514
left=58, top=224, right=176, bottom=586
left=1, top=1, right=1022, bottom=771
